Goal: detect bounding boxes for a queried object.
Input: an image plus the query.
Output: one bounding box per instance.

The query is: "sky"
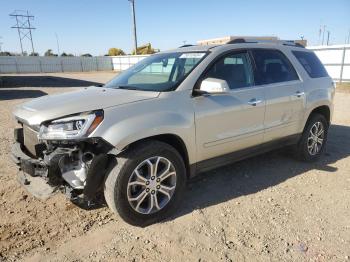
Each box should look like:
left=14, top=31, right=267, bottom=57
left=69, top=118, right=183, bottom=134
left=0, top=0, right=349, bottom=56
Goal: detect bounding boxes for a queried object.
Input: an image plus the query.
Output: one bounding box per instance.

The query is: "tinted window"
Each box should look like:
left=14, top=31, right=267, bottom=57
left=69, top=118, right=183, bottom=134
left=252, top=49, right=299, bottom=85
left=205, top=52, right=254, bottom=89
left=292, top=51, right=328, bottom=78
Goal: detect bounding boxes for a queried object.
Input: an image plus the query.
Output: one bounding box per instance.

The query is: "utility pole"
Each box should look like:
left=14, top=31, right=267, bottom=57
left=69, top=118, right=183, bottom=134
left=326, top=31, right=330, bottom=46
left=318, top=26, right=322, bottom=45
left=321, top=25, right=326, bottom=45
left=0, top=36, right=3, bottom=52
left=128, top=0, right=138, bottom=54
left=9, top=10, right=36, bottom=55
left=55, top=33, right=60, bottom=55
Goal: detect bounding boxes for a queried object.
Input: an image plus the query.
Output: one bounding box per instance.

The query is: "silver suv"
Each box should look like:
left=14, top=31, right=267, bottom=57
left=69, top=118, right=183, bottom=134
left=11, top=40, right=334, bottom=226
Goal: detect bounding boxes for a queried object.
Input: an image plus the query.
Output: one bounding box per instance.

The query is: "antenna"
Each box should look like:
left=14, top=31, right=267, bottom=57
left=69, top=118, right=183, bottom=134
left=9, top=10, right=36, bottom=55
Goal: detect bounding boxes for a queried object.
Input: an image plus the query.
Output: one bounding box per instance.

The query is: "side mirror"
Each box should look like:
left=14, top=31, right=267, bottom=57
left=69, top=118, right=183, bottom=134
left=162, top=58, right=168, bottom=67
left=198, top=78, right=229, bottom=95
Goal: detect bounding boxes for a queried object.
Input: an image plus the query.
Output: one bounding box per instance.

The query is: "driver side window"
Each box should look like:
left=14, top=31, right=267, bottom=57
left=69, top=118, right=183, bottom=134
left=205, top=52, right=254, bottom=89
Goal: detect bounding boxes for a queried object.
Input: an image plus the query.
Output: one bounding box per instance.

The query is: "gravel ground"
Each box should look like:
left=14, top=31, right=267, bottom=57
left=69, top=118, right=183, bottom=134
left=0, top=73, right=349, bottom=262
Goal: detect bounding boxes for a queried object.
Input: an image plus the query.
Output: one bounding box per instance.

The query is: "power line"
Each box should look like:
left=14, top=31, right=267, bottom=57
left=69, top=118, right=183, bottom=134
left=9, top=10, right=36, bottom=55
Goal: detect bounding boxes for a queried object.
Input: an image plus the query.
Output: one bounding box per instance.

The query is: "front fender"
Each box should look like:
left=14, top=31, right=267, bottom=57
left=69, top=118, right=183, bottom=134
left=91, top=93, right=196, bottom=164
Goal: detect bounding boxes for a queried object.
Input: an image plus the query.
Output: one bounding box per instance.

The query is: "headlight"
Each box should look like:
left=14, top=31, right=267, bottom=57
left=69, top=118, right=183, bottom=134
left=39, top=110, right=104, bottom=140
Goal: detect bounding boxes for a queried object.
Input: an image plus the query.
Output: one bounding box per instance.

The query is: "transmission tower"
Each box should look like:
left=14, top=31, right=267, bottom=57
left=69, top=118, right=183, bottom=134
left=9, top=10, right=36, bottom=55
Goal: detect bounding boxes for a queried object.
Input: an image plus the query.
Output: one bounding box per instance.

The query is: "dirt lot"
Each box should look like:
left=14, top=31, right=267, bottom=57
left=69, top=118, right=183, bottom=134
left=336, top=82, right=350, bottom=93
left=0, top=72, right=349, bottom=262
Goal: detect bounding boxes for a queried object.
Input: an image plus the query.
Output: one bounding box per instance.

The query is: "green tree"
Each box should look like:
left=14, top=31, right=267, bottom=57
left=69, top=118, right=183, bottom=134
left=0, top=51, right=12, bottom=56
left=44, top=49, right=57, bottom=56
left=61, top=52, right=74, bottom=57
left=29, top=52, right=39, bottom=56
left=132, top=43, right=156, bottom=55
left=108, top=48, right=125, bottom=56
left=81, top=53, right=92, bottom=57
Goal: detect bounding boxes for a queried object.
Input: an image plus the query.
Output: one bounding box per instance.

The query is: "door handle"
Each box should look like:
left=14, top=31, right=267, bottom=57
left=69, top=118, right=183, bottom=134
left=248, top=98, right=263, bottom=106
left=294, top=91, right=305, bottom=97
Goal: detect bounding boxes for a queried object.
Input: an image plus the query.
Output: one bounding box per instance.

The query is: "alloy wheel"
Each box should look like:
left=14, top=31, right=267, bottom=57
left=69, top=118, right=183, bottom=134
left=307, top=121, right=325, bottom=156
left=127, top=156, right=177, bottom=214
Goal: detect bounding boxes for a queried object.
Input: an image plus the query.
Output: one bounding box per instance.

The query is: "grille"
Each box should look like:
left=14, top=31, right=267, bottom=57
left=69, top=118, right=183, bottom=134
left=23, top=125, right=39, bottom=156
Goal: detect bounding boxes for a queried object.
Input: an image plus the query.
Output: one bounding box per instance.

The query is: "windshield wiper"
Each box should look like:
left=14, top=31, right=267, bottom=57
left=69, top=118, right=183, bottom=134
left=117, top=85, right=140, bottom=90
left=109, top=85, right=156, bottom=92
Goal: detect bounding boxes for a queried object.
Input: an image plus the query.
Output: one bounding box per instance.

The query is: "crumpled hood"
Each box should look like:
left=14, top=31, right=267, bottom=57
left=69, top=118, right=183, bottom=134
left=13, top=86, right=160, bottom=126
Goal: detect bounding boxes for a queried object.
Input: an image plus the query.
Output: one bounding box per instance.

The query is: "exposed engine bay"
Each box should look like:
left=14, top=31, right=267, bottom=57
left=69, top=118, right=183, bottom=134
left=12, top=123, right=115, bottom=207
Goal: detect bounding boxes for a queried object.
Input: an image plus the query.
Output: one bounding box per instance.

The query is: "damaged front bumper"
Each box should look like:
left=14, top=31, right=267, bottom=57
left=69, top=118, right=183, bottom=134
left=12, top=142, right=57, bottom=200
left=11, top=127, right=115, bottom=208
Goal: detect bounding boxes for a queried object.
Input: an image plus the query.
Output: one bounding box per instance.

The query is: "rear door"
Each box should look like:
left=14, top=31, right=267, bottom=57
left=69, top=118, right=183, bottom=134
left=251, top=49, right=305, bottom=142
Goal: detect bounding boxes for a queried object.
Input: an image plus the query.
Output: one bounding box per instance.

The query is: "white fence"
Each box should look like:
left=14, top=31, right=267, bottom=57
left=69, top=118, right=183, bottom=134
left=0, top=55, right=150, bottom=74
left=308, top=44, right=350, bottom=82
left=111, top=55, right=149, bottom=71
left=0, top=56, right=113, bottom=73
left=1, top=46, right=349, bottom=82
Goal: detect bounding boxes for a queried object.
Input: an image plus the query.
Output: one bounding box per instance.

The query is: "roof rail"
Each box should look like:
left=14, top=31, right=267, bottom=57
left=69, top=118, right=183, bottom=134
left=282, top=41, right=305, bottom=48
left=226, top=38, right=305, bottom=48
left=179, top=44, right=195, bottom=48
left=226, top=38, right=257, bottom=44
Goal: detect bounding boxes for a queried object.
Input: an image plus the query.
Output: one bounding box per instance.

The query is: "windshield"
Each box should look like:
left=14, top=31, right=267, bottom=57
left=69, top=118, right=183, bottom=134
left=104, top=52, right=207, bottom=91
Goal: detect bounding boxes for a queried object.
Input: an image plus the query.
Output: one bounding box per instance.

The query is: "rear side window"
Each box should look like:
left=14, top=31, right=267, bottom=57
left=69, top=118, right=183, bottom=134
left=251, top=49, right=299, bottom=85
left=292, top=51, right=328, bottom=78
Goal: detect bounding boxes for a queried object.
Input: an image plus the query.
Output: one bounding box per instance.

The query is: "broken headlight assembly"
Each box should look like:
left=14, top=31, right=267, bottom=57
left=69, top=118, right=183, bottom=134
left=39, top=110, right=104, bottom=140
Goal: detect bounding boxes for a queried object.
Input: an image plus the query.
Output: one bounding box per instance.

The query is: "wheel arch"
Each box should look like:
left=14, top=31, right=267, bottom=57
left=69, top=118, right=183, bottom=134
left=121, top=134, right=193, bottom=178
left=307, top=105, right=331, bottom=126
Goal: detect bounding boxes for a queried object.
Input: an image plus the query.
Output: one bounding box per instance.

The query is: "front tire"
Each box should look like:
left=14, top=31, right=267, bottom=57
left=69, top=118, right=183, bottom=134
left=295, top=113, right=329, bottom=162
left=104, top=140, right=186, bottom=227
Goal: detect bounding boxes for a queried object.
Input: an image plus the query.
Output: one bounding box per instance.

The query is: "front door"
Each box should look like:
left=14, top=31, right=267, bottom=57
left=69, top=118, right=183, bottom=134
left=194, top=51, right=265, bottom=163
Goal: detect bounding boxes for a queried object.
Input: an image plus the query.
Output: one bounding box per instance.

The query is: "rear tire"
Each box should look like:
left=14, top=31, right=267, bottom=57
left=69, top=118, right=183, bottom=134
left=104, top=140, right=186, bottom=227
left=295, top=113, right=329, bottom=162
